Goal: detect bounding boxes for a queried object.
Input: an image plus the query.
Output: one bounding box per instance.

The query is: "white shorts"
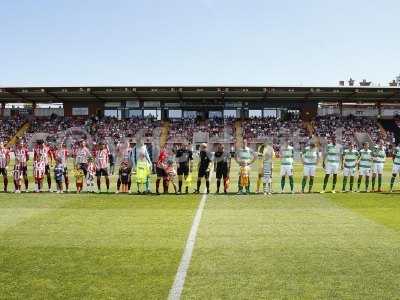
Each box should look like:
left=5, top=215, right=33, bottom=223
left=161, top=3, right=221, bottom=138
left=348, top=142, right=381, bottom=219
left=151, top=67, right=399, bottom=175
left=263, top=175, right=272, bottom=184
left=392, top=164, right=400, bottom=174
left=359, top=167, right=371, bottom=176
left=325, top=163, right=339, bottom=175
left=343, top=167, right=356, bottom=177
left=303, top=165, right=316, bottom=177
left=372, top=163, right=384, bottom=175
left=280, top=165, right=293, bottom=176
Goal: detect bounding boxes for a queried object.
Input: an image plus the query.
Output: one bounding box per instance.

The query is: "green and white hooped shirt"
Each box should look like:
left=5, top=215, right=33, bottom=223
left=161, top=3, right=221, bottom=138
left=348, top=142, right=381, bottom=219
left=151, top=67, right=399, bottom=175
left=343, top=149, right=359, bottom=169
left=359, top=149, right=373, bottom=169
left=281, top=146, right=294, bottom=166
left=325, top=144, right=341, bottom=165
left=372, top=147, right=386, bottom=164
left=303, top=147, right=318, bottom=166
left=393, top=147, right=400, bottom=165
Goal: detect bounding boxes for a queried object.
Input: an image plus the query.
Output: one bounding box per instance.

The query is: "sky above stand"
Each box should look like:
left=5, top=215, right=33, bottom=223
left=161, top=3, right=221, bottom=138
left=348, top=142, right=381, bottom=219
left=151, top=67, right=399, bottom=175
left=1, top=0, right=399, bottom=86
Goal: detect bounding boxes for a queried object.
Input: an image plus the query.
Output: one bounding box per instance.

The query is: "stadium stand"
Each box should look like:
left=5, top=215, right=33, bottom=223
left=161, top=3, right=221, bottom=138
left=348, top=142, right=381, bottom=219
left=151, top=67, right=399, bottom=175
left=23, top=115, right=87, bottom=147
left=313, top=114, right=394, bottom=147
left=2, top=112, right=398, bottom=156
left=166, top=118, right=202, bottom=146
left=208, top=117, right=235, bottom=142
left=241, top=117, right=309, bottom=152
left=19, top=115, right=162, bottom=149
left=0, top=116, right=27, bottom=144
left=88, top=116, right=162, bottom=143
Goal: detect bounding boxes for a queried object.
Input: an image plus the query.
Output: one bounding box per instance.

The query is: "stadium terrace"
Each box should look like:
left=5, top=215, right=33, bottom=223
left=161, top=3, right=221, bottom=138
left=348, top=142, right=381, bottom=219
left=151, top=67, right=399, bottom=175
left=1, top=86, right=400, bottom=120
left=0, top=85, right=400, bottom=195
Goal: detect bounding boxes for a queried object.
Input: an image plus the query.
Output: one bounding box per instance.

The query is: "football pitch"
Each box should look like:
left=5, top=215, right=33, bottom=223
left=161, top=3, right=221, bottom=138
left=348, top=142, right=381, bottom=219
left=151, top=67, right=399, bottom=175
left=1, top=162, right=400, bottom=299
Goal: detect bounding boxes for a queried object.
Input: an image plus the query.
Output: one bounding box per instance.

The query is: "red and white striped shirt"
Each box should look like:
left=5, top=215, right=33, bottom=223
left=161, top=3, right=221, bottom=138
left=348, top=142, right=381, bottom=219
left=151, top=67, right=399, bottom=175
left=0, top=147, right=10, bottom=169
left=75, top=147, right=91, bottom=164
left=95, top=148, right=109, bottom=169
left=34, top=146, right=52, bottom=165
left=87, top=162, right=97, bottom=177
left=15, top=147, right=29, bottom=167
left=33, top=160, right=46, bottom=179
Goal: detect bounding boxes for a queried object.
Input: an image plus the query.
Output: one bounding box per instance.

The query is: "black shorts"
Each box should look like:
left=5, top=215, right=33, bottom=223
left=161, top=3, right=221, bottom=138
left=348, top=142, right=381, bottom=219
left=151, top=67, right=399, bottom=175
left=96, top=168, right=109, bottom=177
left=198, top=168, right=210, bottom=179
left=156, top=167, right=166, bottom=177
left=0, top=168, right=7, bottom=176
left=177, top=165, right=189, bottom=176
left=216, top=167, right=229, bottom=179
left=45, top=165, right=50, bottom=175
left=80, top=163, right=88, bottom=176
left=63, top=167, right=68, bottom=176
left=121, top=176, right=130, bottom=184
left=19, top=166, right=27, bottom=176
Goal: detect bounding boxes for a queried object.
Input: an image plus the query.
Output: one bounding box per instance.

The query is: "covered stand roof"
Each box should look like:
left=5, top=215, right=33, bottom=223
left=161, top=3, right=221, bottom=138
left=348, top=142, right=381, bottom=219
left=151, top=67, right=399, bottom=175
left=0, top=86, right=399, bottom=103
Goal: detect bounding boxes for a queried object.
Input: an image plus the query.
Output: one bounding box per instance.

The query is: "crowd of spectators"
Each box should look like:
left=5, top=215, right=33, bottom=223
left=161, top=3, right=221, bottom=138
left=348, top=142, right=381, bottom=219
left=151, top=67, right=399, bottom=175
left=167, top=118, right=204, bottom=145
left=3, top=113, right=398, bottom=155
left=87, top=116, right=161, bottom=144
left=0, top=116, right=27, bottom=143
left=24, top=115, right=87, bottom=147
left=21, top=115, right=162, bottom=149
left=208, top=117, right=235, bottom=142
left=313, top=114, right=394, bottom=146
left=242, top=117, right=309, bottom=152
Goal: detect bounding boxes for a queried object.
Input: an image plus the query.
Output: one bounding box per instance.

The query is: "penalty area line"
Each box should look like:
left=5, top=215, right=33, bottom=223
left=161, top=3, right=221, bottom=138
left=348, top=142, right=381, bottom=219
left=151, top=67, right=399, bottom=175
left=168, top=191, right=208, bottom=300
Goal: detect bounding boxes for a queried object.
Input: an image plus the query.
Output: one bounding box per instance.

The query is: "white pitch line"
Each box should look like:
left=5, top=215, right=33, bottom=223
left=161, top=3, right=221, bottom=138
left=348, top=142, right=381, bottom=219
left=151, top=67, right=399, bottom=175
left=168, top=191, right=208, bottom=300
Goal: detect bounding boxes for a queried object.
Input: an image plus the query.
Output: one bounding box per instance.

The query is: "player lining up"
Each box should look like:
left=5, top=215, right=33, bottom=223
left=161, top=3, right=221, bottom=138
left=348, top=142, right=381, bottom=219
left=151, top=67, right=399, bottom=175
left=95, top=142, right=110, bottom=193
left=261, top=142, right=275, bottom=195
left=341, top=143, right=358, bottom=192
left=194, top=143, right=212, bottom=194
left=321, top=137, right=341, bottom=194
left=301, top=142, right=319, bottom=193
left=214, top=143, right=230, bottom=194
left=14, top=141, right=29, bottom=192
left=280, top=141, right=294, bottom=193
left=0, top=142, right=10, bottom=192
left=34, top=140, right=53, bottom=192
left=390, top=144, right=400, bottom=192
left=371, top=141, right=386, bottom=192
left=356, top=142, right=373, bottom=192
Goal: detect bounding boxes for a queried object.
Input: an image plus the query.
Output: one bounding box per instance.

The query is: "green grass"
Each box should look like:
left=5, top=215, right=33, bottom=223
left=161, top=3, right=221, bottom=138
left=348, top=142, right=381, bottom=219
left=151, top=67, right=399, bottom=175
left=183, top=194, right=400, bottom=299
left=0, top=194, right=199, bottom=299
left=1, top=160, right=400, bottom=299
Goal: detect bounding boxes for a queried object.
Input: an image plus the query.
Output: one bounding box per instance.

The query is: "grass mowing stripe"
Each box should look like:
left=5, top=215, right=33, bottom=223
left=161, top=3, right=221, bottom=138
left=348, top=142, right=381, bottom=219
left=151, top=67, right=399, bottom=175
left=323, top=192, right=400, bottom=233
left=0, top=194, right=200, bottom=299
left=168, top=191, right=208, bottom=300
left=182, top=194, right=400, bottom=299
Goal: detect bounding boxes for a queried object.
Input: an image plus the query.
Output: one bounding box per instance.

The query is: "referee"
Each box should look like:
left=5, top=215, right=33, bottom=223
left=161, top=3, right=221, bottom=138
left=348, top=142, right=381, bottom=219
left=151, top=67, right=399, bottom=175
left=194, top=143, right=212, bottom=194
left=214, top=143, right=231, bottom=194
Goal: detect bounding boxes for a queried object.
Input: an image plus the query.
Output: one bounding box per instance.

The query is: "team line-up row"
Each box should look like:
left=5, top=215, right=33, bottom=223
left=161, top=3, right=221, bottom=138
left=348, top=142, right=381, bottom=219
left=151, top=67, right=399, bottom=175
left=1, top=139, right=400, bottom=194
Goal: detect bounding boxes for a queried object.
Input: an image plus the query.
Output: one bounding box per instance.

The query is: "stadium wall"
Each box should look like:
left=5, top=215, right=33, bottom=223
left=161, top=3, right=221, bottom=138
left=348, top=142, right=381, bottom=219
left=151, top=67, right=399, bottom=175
left=63, top=101, right=104, bottom=117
